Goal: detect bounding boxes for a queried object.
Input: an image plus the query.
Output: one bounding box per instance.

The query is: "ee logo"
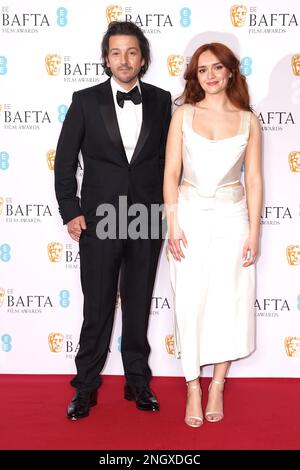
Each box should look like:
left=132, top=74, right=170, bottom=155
left=1, top=334, right=12, bottom=352
left=56, top=7, right=68, bottom=27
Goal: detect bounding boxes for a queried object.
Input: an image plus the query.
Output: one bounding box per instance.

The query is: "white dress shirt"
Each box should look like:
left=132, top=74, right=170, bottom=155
left=110, top=77, right=142, bottom=163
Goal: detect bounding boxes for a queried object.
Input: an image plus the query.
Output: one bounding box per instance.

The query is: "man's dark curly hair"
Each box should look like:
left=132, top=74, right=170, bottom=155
left=101, top=21, right=151, bottom=77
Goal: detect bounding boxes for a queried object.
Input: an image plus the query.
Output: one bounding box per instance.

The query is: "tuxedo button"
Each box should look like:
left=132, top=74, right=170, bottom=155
left=128, top=167, right=131, bottom=172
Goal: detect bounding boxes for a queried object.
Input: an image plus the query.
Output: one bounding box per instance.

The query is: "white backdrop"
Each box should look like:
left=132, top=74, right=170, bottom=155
left=1, top=0, right=299, bottom=377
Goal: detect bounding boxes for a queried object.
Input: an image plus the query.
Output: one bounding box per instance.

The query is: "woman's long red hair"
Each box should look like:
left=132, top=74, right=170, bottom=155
left=178, top=42, right=251, bottom=111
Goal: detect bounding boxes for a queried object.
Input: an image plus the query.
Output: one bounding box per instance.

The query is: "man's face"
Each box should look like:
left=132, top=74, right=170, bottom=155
left=106, top=35, right=145, bottom=90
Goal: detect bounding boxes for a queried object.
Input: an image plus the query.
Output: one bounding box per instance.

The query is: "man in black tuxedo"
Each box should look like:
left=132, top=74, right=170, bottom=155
left=54, top=21, right=172, bottom=420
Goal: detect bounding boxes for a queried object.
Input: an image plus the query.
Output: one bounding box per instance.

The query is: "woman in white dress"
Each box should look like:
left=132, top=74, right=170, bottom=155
left=163, top=43, right=262, bottom=428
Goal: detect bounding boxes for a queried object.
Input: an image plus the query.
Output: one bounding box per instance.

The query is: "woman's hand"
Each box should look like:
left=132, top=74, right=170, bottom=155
left=167, top=224, right=188, bottom=262
left=242, top=236, right=259, bottom=267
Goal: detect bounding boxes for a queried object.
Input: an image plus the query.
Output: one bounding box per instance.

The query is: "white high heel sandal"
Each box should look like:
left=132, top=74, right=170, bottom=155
left=185, top=381, right=203, bottom=428
left=205, top=378, right=225, bottom=422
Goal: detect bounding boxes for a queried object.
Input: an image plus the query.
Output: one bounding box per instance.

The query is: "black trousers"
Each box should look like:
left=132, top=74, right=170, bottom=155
left=71, top=222, right=163, bottom=392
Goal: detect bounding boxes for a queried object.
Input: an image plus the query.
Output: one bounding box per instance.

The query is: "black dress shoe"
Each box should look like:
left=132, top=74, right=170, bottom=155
left=66, top=389, right=98, bottom=420
left=124, top=383, right=160, bottom=412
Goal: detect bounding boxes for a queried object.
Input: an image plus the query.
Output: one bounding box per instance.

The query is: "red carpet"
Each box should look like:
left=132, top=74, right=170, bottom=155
left=0, top=375, right=299, bottom=450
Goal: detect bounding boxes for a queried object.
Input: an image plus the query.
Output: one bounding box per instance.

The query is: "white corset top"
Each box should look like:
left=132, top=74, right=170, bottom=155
left=182, top=104, right=251, bottom=197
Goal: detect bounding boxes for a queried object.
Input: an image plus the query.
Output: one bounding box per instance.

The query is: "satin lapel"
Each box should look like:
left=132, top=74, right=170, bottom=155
left=130, top=82, right=154, bottom=165
left=96, top=79, right=128, bottom=164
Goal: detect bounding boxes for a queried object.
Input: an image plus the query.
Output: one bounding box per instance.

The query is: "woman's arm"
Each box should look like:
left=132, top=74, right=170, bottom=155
left=163, top=105, right=186, bottom=261
left=243, top=112, right=263, bottom=267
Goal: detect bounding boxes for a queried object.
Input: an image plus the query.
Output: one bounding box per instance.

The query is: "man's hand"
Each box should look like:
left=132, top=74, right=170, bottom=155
left=67, top=215, right=86, bottom=242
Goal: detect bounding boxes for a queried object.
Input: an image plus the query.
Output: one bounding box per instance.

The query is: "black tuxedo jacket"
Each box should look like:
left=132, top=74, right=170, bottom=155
left=55, top=79, right=172, bottom=225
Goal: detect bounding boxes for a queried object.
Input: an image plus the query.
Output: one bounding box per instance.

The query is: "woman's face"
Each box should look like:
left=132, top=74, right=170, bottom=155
left=197, top=50, right=231, bottom=96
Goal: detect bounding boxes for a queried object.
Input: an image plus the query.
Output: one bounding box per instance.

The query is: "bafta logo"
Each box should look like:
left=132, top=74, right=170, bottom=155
left=288, top=151, right=300, bottom=172
left=230, top=5, right=247, bottom=27
left=45, top=54, right=61, bottom=76
left=284, top=337, right=300, bottom=357
left=48, top=332, right=64, bottom=353
left=47, top=242, right=63, bottom=263
left=0, top=196, right=3, bottom=215
left=167, top=54, right=184, bottom=77
left=0, top=287, right=5, bottom=307
left=165, top=334, right=175, bottom=355
left=46, top=150, right=56, bottom=170
left=106, top=5, right=122, bottom=24
left=286, top=245, right=300, bottom=266
left=291, top=54, right=300, bottom=77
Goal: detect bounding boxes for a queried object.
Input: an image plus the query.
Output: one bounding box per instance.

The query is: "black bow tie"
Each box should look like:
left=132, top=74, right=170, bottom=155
left=116, top=86, right=142, bottom=108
